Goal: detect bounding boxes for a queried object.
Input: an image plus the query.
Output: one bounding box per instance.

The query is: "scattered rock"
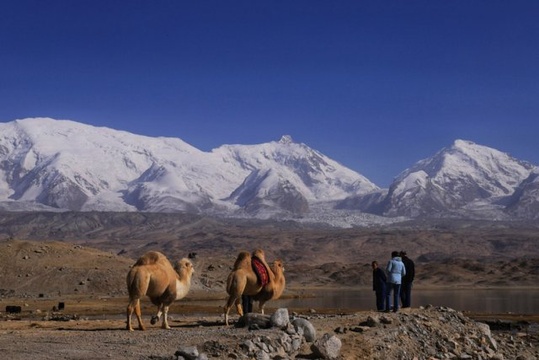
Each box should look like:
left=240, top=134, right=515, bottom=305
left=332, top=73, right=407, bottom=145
left=270, top=308, right=289, bottom=329
left=311, top=333, right=342, bottom=360
left=292, top=317, right=317, bottom=342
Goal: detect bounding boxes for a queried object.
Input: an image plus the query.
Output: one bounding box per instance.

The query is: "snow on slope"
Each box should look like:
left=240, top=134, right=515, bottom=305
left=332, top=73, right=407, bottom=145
left=506, top=169, right=539, bottom=219
left=382, top=139, right=535, bottom=217
left=1, top=118, right=242, bottom=211
left=211, top=135, right=378, bottom=202
left=0, top=118, right=376, bottom=215
left=2, top=119, right=538, bottom=224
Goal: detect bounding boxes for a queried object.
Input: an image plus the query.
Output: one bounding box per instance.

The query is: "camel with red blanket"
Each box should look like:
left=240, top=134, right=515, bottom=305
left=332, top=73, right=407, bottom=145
left=224, top=249, right=285, bottom=325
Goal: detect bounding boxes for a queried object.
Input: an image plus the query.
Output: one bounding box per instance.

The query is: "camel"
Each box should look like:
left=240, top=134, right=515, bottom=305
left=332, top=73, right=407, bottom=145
left=224, top=249, right=285, bottom=325
left=126, top=251, right=194, bottom=331
left=252, top=259, right=286, bottom=304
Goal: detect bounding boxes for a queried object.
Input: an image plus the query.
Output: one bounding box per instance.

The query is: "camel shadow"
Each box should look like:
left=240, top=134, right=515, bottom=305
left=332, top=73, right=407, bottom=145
left=170, top=319, right=223, bottom=328
left=60, top=327, right=128, bottom=332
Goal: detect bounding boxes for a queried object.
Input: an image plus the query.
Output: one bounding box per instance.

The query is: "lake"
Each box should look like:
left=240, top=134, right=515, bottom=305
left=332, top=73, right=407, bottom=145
left=273, top=288, right=539, bottom=314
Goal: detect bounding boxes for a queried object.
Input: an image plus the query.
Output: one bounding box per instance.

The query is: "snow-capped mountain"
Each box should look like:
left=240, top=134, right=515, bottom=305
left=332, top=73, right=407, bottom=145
left=339, top=139, right=537, bottom=219
left=1, top=118, right=538, bottom=224
left=0, top=118, right=378, bottom=218
left=505, top=169, right=539, bottom=219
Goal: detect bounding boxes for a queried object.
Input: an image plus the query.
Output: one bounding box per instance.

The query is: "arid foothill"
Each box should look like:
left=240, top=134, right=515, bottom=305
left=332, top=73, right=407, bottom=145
left=1, top=213, right=538, bottom=358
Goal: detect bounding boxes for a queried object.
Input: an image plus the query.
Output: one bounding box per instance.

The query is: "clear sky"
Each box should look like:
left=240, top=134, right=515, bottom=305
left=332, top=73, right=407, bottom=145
left=1, top=1, right=538, bottom=187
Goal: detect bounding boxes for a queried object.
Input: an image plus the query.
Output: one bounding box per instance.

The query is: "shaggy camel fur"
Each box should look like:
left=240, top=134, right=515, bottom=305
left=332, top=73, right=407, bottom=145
left=126, top=251, right=194, bottom=331
left=224, top=249, right=285, bottom=325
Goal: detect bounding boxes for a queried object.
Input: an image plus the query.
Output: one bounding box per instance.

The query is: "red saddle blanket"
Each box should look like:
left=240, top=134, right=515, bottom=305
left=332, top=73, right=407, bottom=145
left=252, top=256, right=270, bottom=286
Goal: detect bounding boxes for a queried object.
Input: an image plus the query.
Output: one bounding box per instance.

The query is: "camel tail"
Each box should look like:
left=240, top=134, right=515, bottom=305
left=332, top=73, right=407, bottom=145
left=225, top=272, right=236, bottom=295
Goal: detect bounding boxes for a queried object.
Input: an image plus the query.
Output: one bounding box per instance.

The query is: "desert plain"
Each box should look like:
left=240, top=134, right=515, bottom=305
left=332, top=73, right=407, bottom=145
left=1, top=212, right=538, bottom=359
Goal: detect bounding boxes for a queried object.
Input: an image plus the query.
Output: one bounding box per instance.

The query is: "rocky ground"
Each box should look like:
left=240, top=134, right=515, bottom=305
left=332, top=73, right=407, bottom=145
left=0, top=296, right=538, bottom=359
left=0, top=240, right=538, bottom=359
left=0, top=217, right=539, bottom=359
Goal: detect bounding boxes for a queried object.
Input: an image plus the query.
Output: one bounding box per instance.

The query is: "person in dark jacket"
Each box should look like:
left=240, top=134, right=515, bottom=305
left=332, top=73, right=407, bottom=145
left=400, top=250, right=415, bottom=308
left=372, top=261, right=387, bottom=311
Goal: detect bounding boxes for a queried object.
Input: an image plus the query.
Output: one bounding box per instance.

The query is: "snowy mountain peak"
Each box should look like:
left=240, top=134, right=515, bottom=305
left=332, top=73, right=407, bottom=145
left=279, top=135, right=294, bottom=144
left=381, top=139, right=536, bottom=217
left=0, top=118, right=377, bottom=218
left=2, top=119, right=538, bottom=223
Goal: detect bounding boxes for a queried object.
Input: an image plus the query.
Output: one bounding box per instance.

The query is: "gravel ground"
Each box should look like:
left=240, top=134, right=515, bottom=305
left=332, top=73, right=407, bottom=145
left=1, top=301, right=538, bottom=360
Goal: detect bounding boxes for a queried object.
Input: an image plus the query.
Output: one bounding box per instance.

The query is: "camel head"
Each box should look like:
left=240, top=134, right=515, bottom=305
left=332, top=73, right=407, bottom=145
left=272, top=260, right=285, bottom=274
left=174, top=258, right=194, bottom=280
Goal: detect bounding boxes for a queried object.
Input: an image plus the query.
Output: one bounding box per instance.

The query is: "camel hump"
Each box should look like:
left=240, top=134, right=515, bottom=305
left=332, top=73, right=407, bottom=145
left=133, top=251, right=168, bottom=266
left=232, top=251, right=251, bottom=270
left=252, top=249, right=266, bottom=261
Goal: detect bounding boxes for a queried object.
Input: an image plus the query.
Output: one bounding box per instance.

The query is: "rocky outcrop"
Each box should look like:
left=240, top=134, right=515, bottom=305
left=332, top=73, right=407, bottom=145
left=172, top=306, right=538, bottom=360
left=175, top=308, right=340, bottom=359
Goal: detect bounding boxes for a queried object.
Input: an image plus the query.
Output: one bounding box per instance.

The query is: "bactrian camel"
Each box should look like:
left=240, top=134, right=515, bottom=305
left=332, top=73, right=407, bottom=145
left=224, top=249, right=285, bottom=325
left=126, top=251, right=194, bottom=331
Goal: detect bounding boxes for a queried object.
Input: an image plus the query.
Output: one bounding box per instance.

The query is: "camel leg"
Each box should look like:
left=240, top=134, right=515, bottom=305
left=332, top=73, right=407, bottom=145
left=127, top=298, right=145, bottom=331
left=135, top=299, right=146, bottom=331
left=151, top=304, right=163, bottom=325
left=126, top=299, right=135, bottom=331
left=235, top=297, right=244, bottom=317
left=161, top=305, right=171, bottom=329
left=258, top=300, right=266, bottom=315
left=224, top=295, right=238, bottom=326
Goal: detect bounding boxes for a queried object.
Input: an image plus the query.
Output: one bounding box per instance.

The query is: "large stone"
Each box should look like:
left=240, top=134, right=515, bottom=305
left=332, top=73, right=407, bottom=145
left=291, top=318, right=316, bottom=342
left=311, top=333, right=342, bottom=360
left=175, top=345, right=199, bottom=360
left=237, top=313, right=272, bottom=329
left=270, top=308, right=290, bottom=329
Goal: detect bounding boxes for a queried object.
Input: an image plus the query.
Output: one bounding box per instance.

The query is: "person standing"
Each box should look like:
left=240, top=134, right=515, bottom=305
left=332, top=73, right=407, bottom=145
left=372, top=261, right=387, bottom=311
left=241, top=295, right=253, bottom=314
left=385, top=251, right=406, bottom=313
left=400, top=251, right=415, bottom=308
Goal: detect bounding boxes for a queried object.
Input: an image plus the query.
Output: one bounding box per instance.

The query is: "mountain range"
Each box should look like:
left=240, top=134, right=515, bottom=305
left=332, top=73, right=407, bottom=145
left=0, top=118, right=537, bottom=226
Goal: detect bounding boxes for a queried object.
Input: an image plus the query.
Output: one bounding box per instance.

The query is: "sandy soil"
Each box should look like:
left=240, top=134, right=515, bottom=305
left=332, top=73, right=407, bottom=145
left=1, top=292, right=539, bottom=360
left=1, top=237, right=539, bottom=359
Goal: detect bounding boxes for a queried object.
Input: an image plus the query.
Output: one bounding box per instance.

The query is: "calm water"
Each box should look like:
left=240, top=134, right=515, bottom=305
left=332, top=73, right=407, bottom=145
left=273, top=288, right=539, bottom=314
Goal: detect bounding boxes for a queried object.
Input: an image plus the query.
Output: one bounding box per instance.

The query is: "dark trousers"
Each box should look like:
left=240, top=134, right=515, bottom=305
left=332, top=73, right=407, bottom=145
left=385, top=283, right=401, bottom=312
left=375, top=288, right=386, bottom=311
left=241, top=295, right=253, bottom=314
left=400, top=282, right=412, bottom=308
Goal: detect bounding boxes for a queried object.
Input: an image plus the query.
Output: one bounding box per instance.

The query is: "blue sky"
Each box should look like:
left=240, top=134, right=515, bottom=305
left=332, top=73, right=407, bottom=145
left=1, top=1, right=538, bottom=187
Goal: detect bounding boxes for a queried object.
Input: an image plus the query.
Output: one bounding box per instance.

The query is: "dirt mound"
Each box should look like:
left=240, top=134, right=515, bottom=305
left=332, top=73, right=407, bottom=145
left=0, top=240, right=133, bottom=297
left=2, top=239, right=539, bottom=300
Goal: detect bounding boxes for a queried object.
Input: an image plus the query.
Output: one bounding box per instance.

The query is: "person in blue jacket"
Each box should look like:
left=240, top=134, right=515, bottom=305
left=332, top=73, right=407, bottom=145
left=385, top=251, right=406, bottom=312
left=372, top=261, right=387, bottom=311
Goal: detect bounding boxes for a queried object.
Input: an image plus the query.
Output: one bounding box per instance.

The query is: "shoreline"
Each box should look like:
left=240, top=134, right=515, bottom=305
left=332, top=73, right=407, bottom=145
left=2, top=292, right=538, bottom=322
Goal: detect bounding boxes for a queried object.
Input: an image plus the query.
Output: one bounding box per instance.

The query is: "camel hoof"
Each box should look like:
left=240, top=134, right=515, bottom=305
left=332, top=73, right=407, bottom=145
left=150, top=316, right=158, bottom=325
